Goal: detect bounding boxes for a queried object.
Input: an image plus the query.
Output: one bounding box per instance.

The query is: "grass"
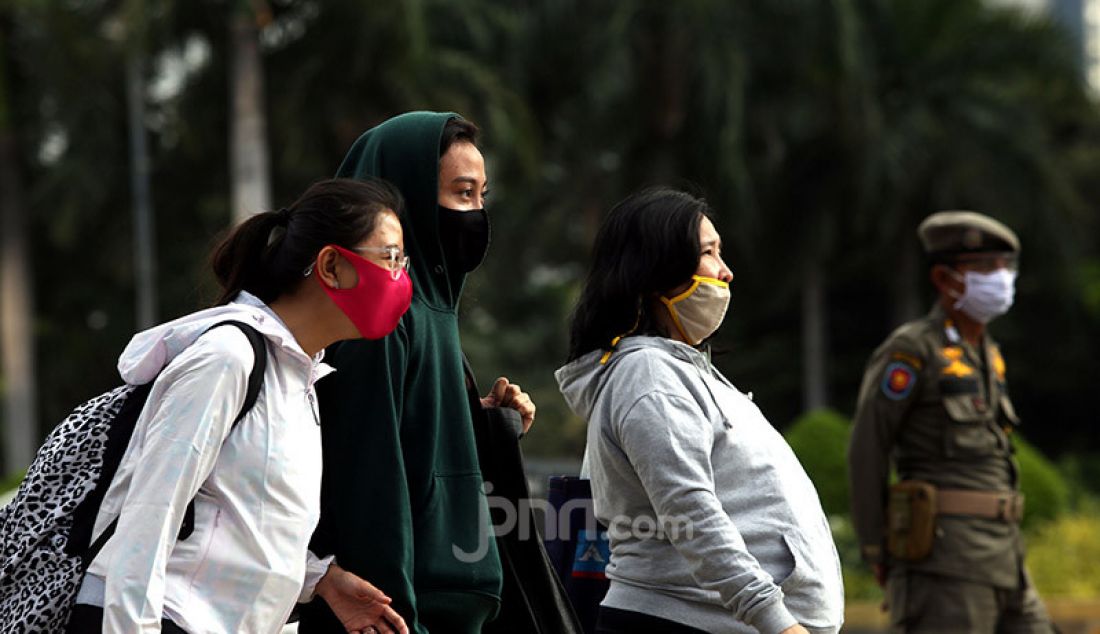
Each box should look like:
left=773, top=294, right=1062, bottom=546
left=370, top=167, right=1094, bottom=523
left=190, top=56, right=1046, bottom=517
left=1026, top=503, right=1100, bottom=599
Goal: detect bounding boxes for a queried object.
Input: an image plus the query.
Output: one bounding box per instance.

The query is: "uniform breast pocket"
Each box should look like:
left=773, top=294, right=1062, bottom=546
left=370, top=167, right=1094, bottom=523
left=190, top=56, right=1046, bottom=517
left=940, top=379, right=997, bottom=458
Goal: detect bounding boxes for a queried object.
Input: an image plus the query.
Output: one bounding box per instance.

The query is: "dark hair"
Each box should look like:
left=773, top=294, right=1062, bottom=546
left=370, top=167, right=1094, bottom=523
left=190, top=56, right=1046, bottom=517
left=440, top=117, right=480, bottom=156
left=567, top=187, right=712, bottom=361
left=211, top=177, right=403, bottom=305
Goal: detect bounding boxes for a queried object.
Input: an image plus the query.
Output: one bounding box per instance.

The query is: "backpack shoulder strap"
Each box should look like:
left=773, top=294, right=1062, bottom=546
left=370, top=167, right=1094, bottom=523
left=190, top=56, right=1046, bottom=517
left=83, top=320, right=268, bottom=568
left=207, top=320, right=268, bottom=427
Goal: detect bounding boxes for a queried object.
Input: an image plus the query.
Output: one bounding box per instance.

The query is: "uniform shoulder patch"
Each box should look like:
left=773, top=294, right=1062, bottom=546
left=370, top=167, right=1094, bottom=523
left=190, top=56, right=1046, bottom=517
left=881, top=360, right=917, bottom=400
left=891, top=350, right=923, bottom=370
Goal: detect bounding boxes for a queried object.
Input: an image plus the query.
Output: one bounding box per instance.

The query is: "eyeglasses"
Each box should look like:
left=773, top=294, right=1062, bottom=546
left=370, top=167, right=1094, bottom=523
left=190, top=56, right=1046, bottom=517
left=946, top=252, right=1019, bottom=274
left=354, top=245, right=410, bottom=280
left=302, top=245, right=410, bottom=281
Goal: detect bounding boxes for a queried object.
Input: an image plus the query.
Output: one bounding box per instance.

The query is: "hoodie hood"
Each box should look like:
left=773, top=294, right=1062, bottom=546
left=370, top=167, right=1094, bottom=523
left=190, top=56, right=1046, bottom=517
left=118, top=292, right=330, bottom=385
left=336, top=110, right=467, bottom=311
left=555, top=335, right=714, bottom=422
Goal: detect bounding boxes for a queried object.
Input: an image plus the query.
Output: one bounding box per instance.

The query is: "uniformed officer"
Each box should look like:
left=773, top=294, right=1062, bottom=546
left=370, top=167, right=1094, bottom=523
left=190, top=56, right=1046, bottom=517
left=848, top=211, right=1054, bottom=633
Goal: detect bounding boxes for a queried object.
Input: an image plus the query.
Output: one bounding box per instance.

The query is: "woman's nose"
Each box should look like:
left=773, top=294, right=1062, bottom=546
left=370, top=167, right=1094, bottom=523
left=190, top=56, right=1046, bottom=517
left=718, top=260, right=733, bottom=283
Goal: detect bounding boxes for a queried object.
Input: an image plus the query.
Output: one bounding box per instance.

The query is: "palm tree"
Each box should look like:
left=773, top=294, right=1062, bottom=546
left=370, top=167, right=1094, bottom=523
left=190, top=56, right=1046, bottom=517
left=854, top=0, right=1090, bottom=323
left=702, top=0, right=870, bottom=412
left=229, top=0, right=271, bottom=223
left=122, top=0, right=157, bottom=329
left=0, top=12, right=37, bottom=476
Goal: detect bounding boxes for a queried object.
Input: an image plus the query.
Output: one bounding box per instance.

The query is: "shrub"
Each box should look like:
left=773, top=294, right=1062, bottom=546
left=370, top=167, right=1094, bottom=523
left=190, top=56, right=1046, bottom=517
left=829, top=514, right=883, bottom=601
left=781, top=409, right=1073, bottom=600
left=1057, top=452, right=1100, bottom=506
left=783, top=409, right=1066, bottom=529
left=1014, top=436, right=1069, bottom=530
left=784, top=408, right=851, bottom=516
left=784, top=411, right=888, bottom=599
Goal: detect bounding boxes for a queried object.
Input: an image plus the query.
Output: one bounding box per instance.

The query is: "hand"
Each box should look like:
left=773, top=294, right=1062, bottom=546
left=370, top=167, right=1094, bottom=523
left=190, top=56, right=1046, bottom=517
left=481, top=376, right=536, bottom=434
left=779, top=625, right=810, bottom=634
left=315, top=563, right=408, bottom=634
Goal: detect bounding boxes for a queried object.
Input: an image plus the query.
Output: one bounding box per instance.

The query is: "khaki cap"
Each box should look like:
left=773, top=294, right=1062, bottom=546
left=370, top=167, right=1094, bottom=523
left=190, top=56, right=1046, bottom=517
left=917, top=210, right=1020, bottom=258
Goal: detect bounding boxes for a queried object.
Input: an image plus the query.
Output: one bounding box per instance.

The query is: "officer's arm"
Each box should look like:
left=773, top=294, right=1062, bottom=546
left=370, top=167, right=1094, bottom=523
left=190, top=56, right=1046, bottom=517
left=847, top=341, right=922, bottom=566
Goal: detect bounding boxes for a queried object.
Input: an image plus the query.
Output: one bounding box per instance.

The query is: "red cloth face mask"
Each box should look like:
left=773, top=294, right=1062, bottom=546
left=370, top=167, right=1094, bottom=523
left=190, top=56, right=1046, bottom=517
left=315, top=245, right=412, bottom=339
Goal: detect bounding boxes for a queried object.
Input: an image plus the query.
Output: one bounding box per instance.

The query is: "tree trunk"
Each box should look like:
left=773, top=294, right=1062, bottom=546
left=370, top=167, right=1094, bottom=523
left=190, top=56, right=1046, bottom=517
left=229, top=9, right=271, bottom=224
left=890, top=241, right=923, bottom=327
left=126, top=49, right=157, bottom=330
left=0, top=21, right=38, bottom=475
left=801, top=256, right=828, bottom=411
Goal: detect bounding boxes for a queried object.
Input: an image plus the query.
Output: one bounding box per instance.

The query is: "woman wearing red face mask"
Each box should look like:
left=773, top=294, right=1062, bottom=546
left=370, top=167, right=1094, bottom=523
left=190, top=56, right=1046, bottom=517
left=64, top=178, right=411, bottom=634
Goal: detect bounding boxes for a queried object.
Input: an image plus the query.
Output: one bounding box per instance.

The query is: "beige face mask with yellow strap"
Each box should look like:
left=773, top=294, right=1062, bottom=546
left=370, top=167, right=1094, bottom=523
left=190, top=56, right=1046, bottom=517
left=659, top=275, right=730, bottom=345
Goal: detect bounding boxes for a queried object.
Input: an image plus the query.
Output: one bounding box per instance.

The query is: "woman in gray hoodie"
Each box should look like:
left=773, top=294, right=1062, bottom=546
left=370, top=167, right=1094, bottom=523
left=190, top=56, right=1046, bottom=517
left=555, top=187, right=844, bottom=634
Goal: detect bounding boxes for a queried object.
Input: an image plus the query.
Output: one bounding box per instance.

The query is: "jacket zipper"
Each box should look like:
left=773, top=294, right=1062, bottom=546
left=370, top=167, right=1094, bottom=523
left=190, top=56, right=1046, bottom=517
left=307, top=391, right=320, bottom=425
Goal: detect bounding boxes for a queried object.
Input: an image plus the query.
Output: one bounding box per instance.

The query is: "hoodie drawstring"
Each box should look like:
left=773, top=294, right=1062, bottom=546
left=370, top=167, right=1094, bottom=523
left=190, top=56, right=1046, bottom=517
left=599, top=310, right=643, bottom=365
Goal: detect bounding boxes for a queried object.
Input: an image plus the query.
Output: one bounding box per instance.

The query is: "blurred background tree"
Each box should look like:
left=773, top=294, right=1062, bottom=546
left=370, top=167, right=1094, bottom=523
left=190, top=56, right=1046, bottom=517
left=2, top=1, right=1099, bottom=603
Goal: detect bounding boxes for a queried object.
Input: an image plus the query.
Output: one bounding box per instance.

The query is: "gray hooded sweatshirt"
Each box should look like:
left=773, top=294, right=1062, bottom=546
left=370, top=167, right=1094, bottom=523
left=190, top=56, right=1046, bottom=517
left=555, top=336, right=844, bottom=634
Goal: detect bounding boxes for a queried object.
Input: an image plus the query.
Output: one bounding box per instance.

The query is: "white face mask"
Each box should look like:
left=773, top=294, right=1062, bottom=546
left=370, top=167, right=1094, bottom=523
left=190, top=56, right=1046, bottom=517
left=948, top=268, right=1017, bottom=324
left=660, top=276, right=731, bottom=345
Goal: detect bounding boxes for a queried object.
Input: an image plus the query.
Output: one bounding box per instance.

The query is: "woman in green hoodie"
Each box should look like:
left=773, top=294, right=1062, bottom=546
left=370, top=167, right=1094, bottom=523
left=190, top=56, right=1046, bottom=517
left=301, top=112, right=579, bottom=634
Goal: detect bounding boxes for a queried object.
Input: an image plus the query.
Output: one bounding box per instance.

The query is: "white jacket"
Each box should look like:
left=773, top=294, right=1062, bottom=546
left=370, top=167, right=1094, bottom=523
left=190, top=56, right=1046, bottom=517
left=77, top=292, right=334, bottom=633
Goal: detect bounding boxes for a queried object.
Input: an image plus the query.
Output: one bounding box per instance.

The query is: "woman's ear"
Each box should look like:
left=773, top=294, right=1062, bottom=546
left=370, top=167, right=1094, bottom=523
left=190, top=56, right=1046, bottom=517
left=315, top=246, right=342, bottom=290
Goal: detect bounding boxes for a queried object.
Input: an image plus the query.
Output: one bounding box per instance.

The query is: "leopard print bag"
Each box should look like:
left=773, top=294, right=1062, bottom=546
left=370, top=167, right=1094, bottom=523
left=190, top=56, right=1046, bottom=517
left=0, top=321, right=265, bottom=633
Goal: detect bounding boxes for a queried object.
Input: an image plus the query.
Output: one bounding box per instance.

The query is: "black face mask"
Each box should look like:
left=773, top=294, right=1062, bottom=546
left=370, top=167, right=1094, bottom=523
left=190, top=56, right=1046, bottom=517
left=438, top=206, right=490, bottom=273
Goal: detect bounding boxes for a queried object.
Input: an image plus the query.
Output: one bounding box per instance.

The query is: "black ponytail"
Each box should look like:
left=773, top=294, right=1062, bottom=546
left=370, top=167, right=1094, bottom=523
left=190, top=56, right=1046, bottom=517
left=211, top=177, right=404, bottom=305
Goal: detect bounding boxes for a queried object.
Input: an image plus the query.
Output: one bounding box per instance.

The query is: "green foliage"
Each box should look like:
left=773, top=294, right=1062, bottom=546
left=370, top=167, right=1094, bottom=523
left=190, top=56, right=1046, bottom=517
left=1026, top=505, right=1100, bottom=598
left=784, top=414, right=1079, bottom=601
left=1058, top=452, right=1100, bottom=506
left=2, top=0, right=1100, bottom=469
left=1080, top=260, right=1100, bottom=319
left=784, top=408, right=851, bottom=516
left=829, top=514, right=883, bottom=602
left=1015, top=436, right=1070, bottom=530
left=0, top=468, right=25, bottom=495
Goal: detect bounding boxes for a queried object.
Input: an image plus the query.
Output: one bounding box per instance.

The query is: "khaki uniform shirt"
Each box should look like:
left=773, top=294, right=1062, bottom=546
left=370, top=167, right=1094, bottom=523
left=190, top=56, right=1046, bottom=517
left=848, top=304, right=1024, bottom=589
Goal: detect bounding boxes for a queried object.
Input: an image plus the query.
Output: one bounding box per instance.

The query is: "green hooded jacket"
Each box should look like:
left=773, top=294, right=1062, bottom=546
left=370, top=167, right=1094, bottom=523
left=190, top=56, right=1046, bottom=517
left=302, top=112, right=502, bottom=634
